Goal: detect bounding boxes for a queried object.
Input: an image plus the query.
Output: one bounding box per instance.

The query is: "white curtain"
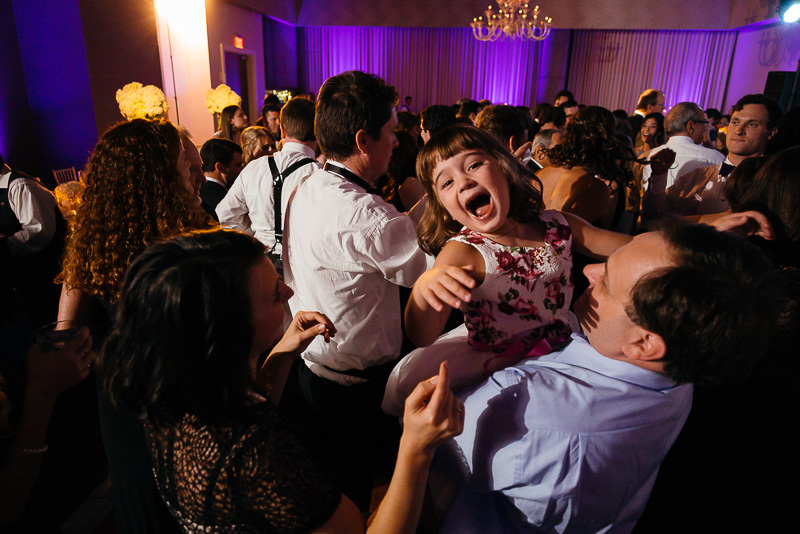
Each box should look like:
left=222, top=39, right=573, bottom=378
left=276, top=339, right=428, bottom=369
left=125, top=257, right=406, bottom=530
left=298, top=26, right=555, bottom=109
left=568, top=29, right=738, bottom=111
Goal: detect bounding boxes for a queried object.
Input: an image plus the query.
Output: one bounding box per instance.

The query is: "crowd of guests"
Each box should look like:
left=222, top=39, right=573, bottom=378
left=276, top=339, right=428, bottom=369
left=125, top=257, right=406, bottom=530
left=1, top=70, right=798, bottom=533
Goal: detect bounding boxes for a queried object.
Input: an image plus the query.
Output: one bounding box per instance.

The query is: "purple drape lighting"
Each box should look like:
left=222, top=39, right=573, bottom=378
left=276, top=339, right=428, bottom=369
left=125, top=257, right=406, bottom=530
left=298, top=26, right=558, bottom=108
left=298, top=25, right=741, bottom=112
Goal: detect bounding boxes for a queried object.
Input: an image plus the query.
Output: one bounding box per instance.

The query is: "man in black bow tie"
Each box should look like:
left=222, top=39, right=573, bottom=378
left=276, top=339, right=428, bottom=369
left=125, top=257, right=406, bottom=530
left=642, top=93, right=782, bottom=221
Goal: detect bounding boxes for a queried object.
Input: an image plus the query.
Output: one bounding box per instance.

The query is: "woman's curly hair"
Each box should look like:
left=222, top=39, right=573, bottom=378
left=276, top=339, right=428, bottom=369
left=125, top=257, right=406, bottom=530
left=60, top=119, right=211, bottom=305
left=542, top=106, right=638, bottom=191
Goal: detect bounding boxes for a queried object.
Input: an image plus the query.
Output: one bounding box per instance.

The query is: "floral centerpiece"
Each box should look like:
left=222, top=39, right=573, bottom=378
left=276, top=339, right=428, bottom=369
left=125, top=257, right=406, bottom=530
left=205, top=84, right=242, bottom=129
left=116, top=82, right=169, bottom=120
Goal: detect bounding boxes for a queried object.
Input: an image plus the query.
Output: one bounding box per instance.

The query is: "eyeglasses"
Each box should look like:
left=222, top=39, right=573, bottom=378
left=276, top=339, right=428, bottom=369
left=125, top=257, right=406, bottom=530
left=692, top=119, right=710, bottom=125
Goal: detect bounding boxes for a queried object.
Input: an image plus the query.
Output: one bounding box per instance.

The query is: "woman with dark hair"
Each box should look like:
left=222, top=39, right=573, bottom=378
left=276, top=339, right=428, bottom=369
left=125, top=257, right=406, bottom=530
left=637, top=112, right=667, bottom=155
left=217, top=105, right=249, bottom=145
left=101, top=228, right=463, bottom=533
left=57, top=118, right=211, bottom=533
left=537, top=106, right=638, bottom=229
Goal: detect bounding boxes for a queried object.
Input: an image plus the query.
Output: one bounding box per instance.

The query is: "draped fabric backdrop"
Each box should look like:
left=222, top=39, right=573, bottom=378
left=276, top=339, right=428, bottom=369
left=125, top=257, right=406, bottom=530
left=298, top=26, right=558, bottom=109
left=568, top=29, right=738, bottom=111
left=297, top=26, right=739, bottom=112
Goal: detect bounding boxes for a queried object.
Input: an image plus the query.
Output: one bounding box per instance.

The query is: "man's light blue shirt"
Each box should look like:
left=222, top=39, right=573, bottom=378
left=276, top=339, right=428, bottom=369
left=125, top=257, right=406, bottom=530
left=438, top=334, right=692, bottom=533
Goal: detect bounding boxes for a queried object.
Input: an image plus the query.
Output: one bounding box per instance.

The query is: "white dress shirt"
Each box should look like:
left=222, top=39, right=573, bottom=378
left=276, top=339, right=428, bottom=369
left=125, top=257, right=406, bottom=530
left=283, top=163, right=434, bottom=385
left=437, top=334, right=692, bottom=533
left=0, top=166, right=58, bottom=257
left=216, top=142, right=319, bottom=251
left=642, top=135, right=725, bottom=190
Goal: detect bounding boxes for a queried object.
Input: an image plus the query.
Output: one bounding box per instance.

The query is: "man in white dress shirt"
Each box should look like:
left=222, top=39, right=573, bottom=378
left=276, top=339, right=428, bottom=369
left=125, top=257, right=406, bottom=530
left=282, top=71, right=433, bottom=510
left=641, top=102, right=725, bottom=191
left=435, top=223, right=780, bottom=533
left=216, top=97, right=319, bottom=251
left=0, top=154, right=65, bottom=325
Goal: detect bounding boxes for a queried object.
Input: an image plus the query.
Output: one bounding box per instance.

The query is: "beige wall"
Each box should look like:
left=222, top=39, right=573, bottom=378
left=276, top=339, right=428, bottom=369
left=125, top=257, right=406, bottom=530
left=724, top=21, right=800, bottom=110
left=205, top=0, right=267, bottom=125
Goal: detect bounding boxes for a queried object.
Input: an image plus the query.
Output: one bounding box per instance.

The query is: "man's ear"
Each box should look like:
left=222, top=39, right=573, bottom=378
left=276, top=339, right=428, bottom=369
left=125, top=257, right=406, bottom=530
left=214, top=161, right=225, bottom=174
left=767, top=126, right=779, bottom=141
left=280, top=123, right=286, bottom=139
left=355, top=129, right=370, bottom=155
left=621, top=328, right=666, bottom=362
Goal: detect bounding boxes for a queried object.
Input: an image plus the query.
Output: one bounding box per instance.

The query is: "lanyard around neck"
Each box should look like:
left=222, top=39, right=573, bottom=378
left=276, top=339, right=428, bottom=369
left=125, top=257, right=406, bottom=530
left=324, top=162, right=373, bottom=192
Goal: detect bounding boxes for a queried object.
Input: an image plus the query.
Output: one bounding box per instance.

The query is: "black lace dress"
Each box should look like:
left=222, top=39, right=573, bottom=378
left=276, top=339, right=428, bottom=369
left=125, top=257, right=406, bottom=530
left=144, top=400, right=340, bottom=533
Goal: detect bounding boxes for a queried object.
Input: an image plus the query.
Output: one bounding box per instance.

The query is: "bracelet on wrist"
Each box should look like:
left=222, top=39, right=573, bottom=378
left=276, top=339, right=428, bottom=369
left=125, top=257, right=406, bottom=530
left=12, top=444, right=49, bottom=454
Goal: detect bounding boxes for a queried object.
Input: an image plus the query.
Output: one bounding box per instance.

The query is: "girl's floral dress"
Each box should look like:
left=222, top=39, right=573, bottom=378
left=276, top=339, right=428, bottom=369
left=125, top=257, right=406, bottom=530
left=452, top=209, right=577, bottom=353
left=382, top=210, right=578, bottom=415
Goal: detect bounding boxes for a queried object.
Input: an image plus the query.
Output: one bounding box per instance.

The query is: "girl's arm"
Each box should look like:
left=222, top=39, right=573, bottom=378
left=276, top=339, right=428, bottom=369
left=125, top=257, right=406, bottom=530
left=563, top=212, right=632, bottom=260
left=404, top=241, right=483, bottom=348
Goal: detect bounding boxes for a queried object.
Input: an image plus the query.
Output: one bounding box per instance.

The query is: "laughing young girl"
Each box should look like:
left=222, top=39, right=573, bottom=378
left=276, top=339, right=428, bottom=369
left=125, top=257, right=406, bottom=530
left=383, top=125, right=631, bottom=415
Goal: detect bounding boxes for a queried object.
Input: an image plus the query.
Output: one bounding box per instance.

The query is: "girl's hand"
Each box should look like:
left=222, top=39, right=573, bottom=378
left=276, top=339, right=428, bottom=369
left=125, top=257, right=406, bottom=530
left=415, top=265, right=476, bottom=312
left=401, top=362, right=464, bottom=457
left=274, top=311, right=337, bottom=356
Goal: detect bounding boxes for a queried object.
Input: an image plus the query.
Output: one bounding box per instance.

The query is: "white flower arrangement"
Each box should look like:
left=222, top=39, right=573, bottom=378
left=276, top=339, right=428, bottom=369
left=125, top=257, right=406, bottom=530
left=116, top=82, right=169, bottom=120
left=205, top=84, right=242, bottom=115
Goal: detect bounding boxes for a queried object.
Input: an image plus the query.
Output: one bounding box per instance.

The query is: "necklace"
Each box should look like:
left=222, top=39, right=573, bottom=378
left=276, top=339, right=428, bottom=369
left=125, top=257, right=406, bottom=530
left=483, top=221, right=521, bottom=242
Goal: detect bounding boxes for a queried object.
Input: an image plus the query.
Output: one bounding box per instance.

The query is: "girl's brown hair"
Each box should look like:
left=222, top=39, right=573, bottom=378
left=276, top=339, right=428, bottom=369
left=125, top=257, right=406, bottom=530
left=416, top=125, right=543, bottom=255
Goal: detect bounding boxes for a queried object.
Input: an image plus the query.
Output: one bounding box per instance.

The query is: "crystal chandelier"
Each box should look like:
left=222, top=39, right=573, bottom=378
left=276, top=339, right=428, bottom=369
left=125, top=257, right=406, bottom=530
left=471, top=0, right=552, bottom=41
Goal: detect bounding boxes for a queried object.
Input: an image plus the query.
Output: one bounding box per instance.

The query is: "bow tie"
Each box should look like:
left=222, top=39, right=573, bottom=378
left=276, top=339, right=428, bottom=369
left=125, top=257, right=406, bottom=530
left=719, top=162, right=736, bottom=178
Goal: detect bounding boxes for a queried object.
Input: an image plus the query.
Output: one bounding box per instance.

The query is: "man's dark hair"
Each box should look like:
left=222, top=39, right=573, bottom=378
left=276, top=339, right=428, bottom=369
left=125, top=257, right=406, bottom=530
left=405, top=96, right=412, bottom=102
left=557, top=100, right=579, bottom=110
left=732, top=94, right=784, bottom=130
left=612, top=109, right=628, bottom=121
left=475, top=105, right=527, bottom=148
left=200, top=138, right=242, bottom=173
left=540, top=106, right=566, bottom=129
left=280, top=97, right=315, bottom=142
left=626, top=222, right=781, bottom=386
left=705, top=107, right=722, bottom=121
left=263, top=94, right=280, bottom=106
left=420, top=105, right=457, bottom=136
left=636, top=89, right=661, bottom=111
left=261, top=103, right=281, bottom=117
left=555, top=89, right=574, bottom=102
left=396, top=111, right=419, bottom=133
left=315, top=70, right=398, bottom=161
left=458, top=100, right=480, bottom=118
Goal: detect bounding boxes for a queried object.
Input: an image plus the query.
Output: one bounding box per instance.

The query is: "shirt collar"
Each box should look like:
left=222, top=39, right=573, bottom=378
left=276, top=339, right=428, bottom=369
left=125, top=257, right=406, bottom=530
left=324, top=161, right=372, bottom=192
left=282, top=141, right=316, bottom=159
left=204, top=176, right=225, bottom=187
left=667, top=135, right=696, bottom=146
left=543, top=334, right=681, bottom=391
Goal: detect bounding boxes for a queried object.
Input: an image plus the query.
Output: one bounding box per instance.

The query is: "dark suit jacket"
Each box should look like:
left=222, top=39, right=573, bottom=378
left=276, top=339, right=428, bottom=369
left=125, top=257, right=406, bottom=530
left=200, top=180, right=227, bottom=221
